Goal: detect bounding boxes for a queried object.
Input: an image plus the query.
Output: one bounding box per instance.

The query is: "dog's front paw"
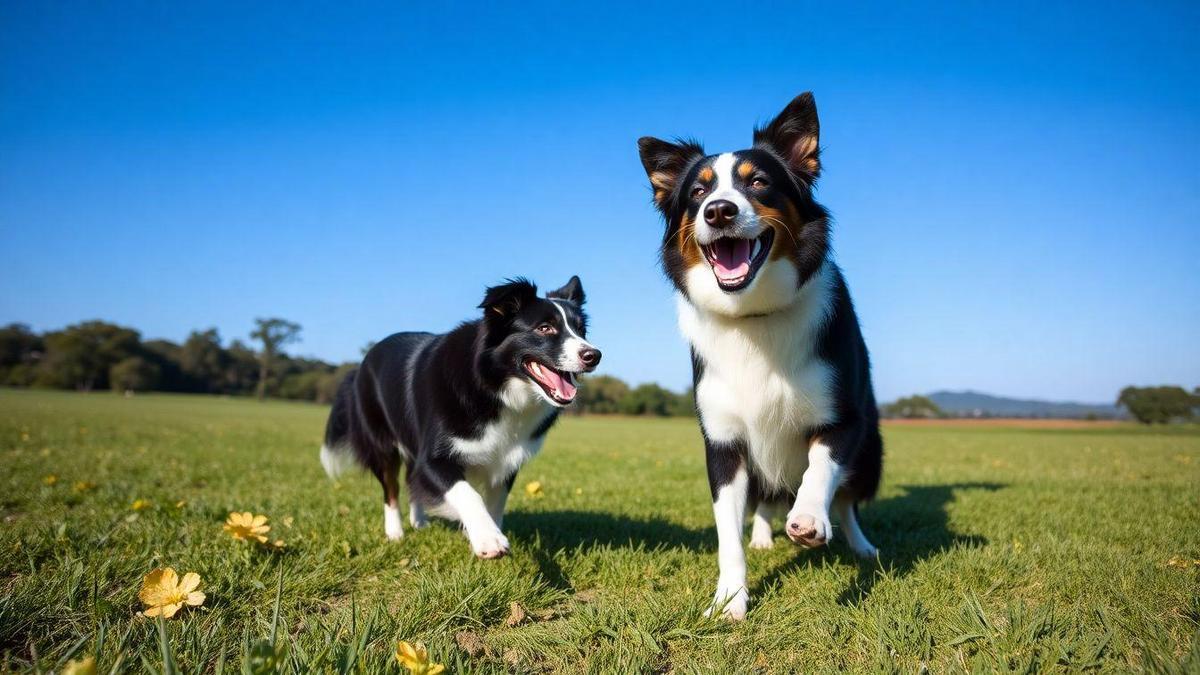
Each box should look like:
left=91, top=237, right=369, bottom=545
left=785, top=508, right=831, bottom=548
left=468, top=529, right=510, bottom=560
left=749, top=520, right=774, bottom=549
left=704, top=585, right=749, bottom=621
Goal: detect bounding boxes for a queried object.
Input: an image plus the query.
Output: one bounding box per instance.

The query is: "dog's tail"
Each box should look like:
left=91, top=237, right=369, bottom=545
left=319, top=368, right=359, bottom=479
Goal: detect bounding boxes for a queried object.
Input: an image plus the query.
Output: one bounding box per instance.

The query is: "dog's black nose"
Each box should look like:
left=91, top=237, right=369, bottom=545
left=703, top=199, right=738, bottom=227
left=579, top=348, right=601, bottom=369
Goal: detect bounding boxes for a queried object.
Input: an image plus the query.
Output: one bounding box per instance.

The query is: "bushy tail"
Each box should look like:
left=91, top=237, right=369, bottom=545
left=319, top=368, right=359, bottom=478
left=319, top=443, right=355, bottom=478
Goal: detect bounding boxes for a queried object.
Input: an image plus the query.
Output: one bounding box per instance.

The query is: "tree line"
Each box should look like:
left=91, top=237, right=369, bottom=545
left=0, top=320, right=695, bottom=415
left=0, top=320, right=352, bottom=403
left=1117, top=386, right=1200, bottom=425
left=883, top=388, right=1199, bottom=424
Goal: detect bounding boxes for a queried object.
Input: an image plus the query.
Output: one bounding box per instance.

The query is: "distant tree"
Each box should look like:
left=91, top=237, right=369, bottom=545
left=667, top=387, right=695, bottom=417
left=36, top=321, right=140, bottom=391
left=250, top=318, right=301, bottom=400
left=619, top=383, right=679, bottom=417
left=1117, top=386, right=1198, bottom=424
left=0, top=323, right=43, bottom=385
left=141, top=339, right=189, bottom=392
left=179, top=329, right=229, bottom=393
left=277, top=370, right=324, bottom=401
left=109, top=356, right=161, bottom=393
left=224, top=339, right=261, bottom=394
left=883, top=395, right=944, bottom=419
left=315, top=363, right=356, bottom=404
left=577, top=375, right=631, bottom=414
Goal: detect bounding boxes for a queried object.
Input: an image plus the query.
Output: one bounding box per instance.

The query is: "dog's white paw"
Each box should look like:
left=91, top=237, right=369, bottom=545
left=749, top=531, right=774, bottom=550
left=468, top=529, right=510, bottom=560
left=785, top=508, right=831, bottom=548
left=704, top=585, right=749, bottom=621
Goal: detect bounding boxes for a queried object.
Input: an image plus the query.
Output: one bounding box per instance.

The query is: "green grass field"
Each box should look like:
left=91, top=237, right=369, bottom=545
left=2, top=389, right=1198, bottom=673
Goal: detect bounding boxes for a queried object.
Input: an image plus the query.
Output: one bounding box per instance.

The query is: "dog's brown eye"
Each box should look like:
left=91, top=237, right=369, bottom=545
left=536, top=324, right=557, bottom=336
left=690, top=185, right=707, bottom=199
left=751, top=176, right=769, bottom=189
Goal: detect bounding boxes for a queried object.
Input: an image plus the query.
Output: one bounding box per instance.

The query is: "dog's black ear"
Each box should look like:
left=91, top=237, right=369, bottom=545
left=547, top=275, right=585, bottom=305
left=479, top=278, right=538, bottom=319
left=753, top=92, right=821, bottom=182
left=637, top=136, right=704, bottom=211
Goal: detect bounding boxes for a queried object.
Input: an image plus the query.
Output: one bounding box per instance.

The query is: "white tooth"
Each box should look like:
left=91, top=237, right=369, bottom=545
left=531, top=362, right=542, bottom=376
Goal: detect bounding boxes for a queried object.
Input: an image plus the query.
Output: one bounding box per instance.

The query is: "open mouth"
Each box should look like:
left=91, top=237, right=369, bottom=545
left=701, top=229, right=775, bottom=291
left=524, top=360, right=577, bottom=405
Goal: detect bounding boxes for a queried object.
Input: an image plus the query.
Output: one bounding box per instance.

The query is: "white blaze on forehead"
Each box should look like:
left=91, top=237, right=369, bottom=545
left=695, top=153, right=756, bottom=245
left=551, top=299, right=595, bottom=372
left=550, top=300, right=587, bottom=340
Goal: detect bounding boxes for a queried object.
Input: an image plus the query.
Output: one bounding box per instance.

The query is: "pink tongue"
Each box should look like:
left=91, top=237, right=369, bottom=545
left=712, top=239, right=751, bottom=281
left=534, top=364, right=576, bottom=400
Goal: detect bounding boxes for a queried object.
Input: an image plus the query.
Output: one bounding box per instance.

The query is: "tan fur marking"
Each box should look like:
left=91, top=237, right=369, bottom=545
left=793, top=136, right=820, bottom=175
left=750, top=200, right=801, bottom=262
left=737, top=161, right=754, bottom=178
left=677, top=213, right=703, bottom=267
left=649, top=171, right=673, bottom=190
left=698, top=166, right=714, bottom=183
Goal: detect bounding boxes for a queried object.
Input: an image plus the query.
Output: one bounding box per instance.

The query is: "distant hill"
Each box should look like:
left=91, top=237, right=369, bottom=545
left=926, top=390, right=1127, bottom=419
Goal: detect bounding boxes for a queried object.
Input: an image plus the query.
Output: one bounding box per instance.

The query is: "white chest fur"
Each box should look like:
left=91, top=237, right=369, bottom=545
left=677, top=263, right=838, bottom=491
left=449, top=378, right=554, bottom=487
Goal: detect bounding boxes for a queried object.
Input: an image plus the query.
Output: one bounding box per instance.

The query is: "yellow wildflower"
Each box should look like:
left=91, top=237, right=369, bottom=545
left=43, top=474, right=58, bottom=486
left=131, top=499, right=151, bottom=511
left=524, top=481, right=543, bottom=498
left=282, top=516, right=294, bottom=528
left=137, top=568, right=205, bottom=618
left=1166, top=556, right=1200, bottom=569
left=224, top=512, right=270, bottom=543
left=395, top=641, right=445, bottom=675
left=175, top=500, right=187, bottom=509
left=73, top=481, right=96, bottom=493
left=61, top=655, right=96, bottom=675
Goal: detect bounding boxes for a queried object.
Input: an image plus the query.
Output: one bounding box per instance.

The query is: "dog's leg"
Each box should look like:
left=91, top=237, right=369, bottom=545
left=380, top=466, right=404, bottom=541
left=786, top=430, right=858, bottom=547
left=412, top=455, right=509, bottom=559
left=704, top=439, right=750, bottom=620
left=408, top=500, right=428, bottom=529
left=749, top=501, right=776, bottom=550
left=443, top=481, right=510, bottom=559
left=403, top=463, right=428, bottom=528
left=483, top=475, right=514, bottom=530
left=832, top=496, right=877, bottom=558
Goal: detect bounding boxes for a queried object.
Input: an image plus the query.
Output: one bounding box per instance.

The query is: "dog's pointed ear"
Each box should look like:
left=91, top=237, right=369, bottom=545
left=637, top=136, right=704, bottom=211
left=479, top=278, right=538, bottom=319
left=754, top=92, right=821, bottom=181
left=547, top=275, right=585, bottom=305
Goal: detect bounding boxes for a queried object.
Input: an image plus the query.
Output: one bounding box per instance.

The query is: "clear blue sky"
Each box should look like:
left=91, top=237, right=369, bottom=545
left=2, top=1, right=1197, bottom=403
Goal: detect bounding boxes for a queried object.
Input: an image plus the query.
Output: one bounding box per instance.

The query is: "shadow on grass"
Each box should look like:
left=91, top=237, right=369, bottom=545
left=506, top=482, right=1006, bottom=600
left=754, top=481, right=1007, bottom=605
left=505, top=511, right=714, bottom=591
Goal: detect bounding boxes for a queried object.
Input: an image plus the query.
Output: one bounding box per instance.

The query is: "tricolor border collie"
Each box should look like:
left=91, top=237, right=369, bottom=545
left=638, top=92, right=882, bottom=619
left=320, top=277, right=600, bottom=558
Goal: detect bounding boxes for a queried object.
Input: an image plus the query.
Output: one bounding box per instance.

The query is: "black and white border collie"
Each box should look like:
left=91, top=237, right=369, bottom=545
left=637, top=93, right=882, bottom=619
left=319, top=277, right=600, bottom=559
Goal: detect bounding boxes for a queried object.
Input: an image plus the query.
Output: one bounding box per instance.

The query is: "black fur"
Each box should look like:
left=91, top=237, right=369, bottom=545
left=640, top=92, right=882, bottom=527
left=321, top=277, right=598, bottom=544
